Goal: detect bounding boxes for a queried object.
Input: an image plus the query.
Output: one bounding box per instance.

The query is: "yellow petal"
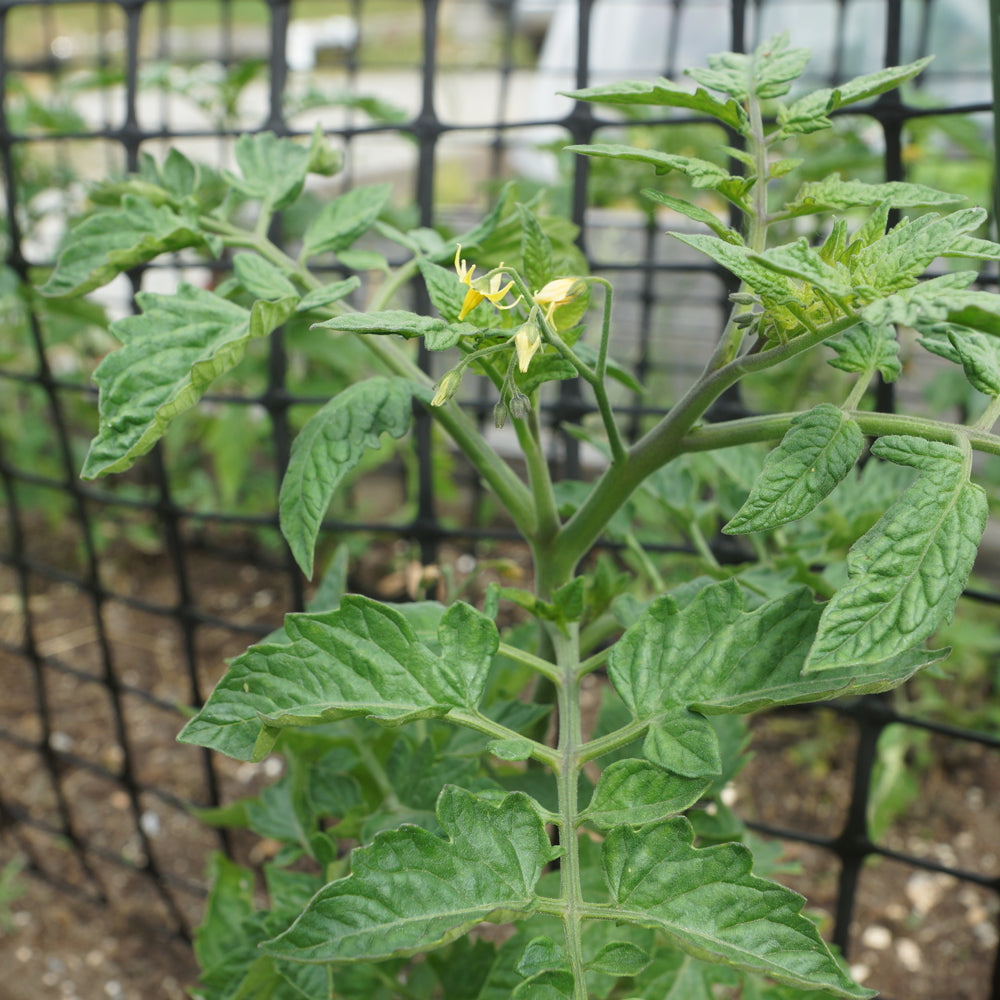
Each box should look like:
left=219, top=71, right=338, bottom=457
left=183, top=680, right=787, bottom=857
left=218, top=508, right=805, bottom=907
left=458, top=287, right=483, bottom=320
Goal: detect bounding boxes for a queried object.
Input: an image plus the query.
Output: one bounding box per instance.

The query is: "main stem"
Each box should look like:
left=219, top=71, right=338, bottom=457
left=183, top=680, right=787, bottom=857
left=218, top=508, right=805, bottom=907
left=551, top=623, right=587, bottom=999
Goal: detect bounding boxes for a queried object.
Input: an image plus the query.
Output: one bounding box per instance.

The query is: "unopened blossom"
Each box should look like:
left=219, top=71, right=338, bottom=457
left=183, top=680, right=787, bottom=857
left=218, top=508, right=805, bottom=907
left=430, top=368, right=463, bottom=407
left=514, top=315, right=542, bottom=373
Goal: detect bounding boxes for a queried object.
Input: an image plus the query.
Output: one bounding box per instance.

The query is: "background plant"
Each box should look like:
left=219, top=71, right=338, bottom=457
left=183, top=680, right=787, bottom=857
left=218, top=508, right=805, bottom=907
left=40, top=35, right=1000, bottom=1000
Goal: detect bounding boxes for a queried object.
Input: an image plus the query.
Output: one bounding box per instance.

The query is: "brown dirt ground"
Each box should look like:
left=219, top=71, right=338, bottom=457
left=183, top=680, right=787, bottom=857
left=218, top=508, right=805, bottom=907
left=1, top=525, right=998, bottom=1000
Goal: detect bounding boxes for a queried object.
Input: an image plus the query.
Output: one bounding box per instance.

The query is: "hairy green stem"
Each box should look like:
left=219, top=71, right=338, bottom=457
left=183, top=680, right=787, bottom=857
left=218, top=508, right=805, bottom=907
left=551, top=624, right=587, bottom=1000
left=681, top=408, right=1000, bottom=457
left=550, top=313, right=863, bottom=582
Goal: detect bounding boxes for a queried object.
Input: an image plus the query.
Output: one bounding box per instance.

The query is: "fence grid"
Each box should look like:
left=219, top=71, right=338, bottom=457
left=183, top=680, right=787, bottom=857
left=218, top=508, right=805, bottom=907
left=1, top=1, right=998, bottom=997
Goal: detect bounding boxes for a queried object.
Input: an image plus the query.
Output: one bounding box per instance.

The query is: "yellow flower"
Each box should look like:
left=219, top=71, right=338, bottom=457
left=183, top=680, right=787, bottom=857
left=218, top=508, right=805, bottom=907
left=533, top=276, right=586, bottom=322
left=454, top=245, right=516, bottom=321
left=514, top=316, right=542, bottom=373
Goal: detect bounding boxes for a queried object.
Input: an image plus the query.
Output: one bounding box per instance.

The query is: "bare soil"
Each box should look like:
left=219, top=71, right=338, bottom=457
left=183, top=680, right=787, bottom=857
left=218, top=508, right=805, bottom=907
left=1, top=527, right=998, bottom=1000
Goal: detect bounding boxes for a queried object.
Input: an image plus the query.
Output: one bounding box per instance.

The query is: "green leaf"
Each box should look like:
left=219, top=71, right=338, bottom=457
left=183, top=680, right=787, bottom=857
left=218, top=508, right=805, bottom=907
left=587, top=941, right=650, bottom=978
left=233, top=252, right=299, bottom=300
left=860, top=271, right=978, bottom=328
left=724, top=404, right=864, bottom=534
left=566, top=144, right=747, bottom=205
left=512, top=972, right=576, bottom=999
left=602, top=819, right=873, bottom=998
left=561, top=77, right=746, bottom=131
left=781, top=175, right=963, bottom=219
left=750, top=240, right=854, bottom=298
left=641, top=190, right=742, bottom=243
left=279, top=376, right=417, bottom=576
left=518, top=203, right=555, bottom=292
left=854, top=209, right=988, bottom=295
left=312, top=310, right=478, bottom=351
left=262, top=787, right=553, bottom=963
left=642, top=709, right=722, bottom=779
left=302, top=183, right=392, bottom=259
left=178, top=596, right=496, bottom=761
left=827, top=322, right=901, bottom=382
left=920, top=327, right=1000, bottom=396
left=82, top=285, right=296, bottom=478
left=607, top=580, right=942, bottom=722
left=749, top=36, right=811, bottom=99
left=806, top=436, right=988, bottom=670
left=517, top=937, right=567, bottom=977
left=780, top=57, right=932, bottom=133
left=39, top=195, right=217, bottom=297
left=296, top=277, right=361, bottom=313
left=670, top=233, right=798, bottom=307
left=194, top=854, right=257, bottom=977
left=225, top=131, right=313, bottom=211
left=583, top=759, right=710, bottom=829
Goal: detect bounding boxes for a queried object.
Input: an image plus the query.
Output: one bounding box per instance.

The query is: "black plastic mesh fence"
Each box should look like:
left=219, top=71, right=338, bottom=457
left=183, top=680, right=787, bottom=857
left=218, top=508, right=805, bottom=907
left=1, top=1, right=998, bottom=997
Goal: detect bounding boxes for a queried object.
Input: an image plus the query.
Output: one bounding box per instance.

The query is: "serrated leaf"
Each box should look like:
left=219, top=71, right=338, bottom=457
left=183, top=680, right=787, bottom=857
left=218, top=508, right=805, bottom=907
left=670, top=232, right=799, bottom=307
left=854, top=208, right=988, bottom=295
left=566, top=144, right=746, bottom=202
left=561, top=77, right=746, bottom=130
left=488, top=738, right=536, bottom=761
left=279, top=376, right=417, bottom=576
left=920, top=325, right=1000, bottom=396
left=587, top=941, right=650, bottom=977
left=602, top=818, right=874, bottom=998
left=225, top=131, right=312, bottom=211
left=512, top=972, right=576, bottom=1000
left=195, top=854, right=257, bottom=976
left=946, top=330, right=1000, bottom=396
left=233, top=252, right=299, bottom=300
left=82, top=285, right=296, bottom=478
left=827, top=322, right=901, bottom=382
left=641, top=189, right=742, bottom=242
left=517, top=937, right=567, bottom=977
left=724, top=404, right=863, bottom=534
left=860, top=271, right=978, bottom=328
left=178, top=596, right=497, bottom=760
left=607, top=580, right=942, bottom=722
left=751, top=240, right=853, bottom=299
left=302, top=183, right=392, bottom=259
left=583, top=759, right=710, bottom=829
left=781, top=175, right=963, bottom=219
left=518, top=203, right=554, bottom=292
left=750, top=37, right=811, bottom=99
left=262, top=787, right=553, bottom=963
left=941, top=235, right=1000, bottom=263
left=312, top=310, right=478, bottom=351
left=780, top=57, right=933, bottom=134
left=39, top=195, right=216, bottom=297
left=642, top=709, right=722, bottom=779
left=806, top=436, right=988, bottom=670
left=296, top=277, right=361, bottom=313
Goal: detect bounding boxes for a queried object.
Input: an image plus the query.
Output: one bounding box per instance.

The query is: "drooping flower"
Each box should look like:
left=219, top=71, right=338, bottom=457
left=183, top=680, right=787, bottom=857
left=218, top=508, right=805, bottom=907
left=454, top=245, right=517, bottom=321
left=430, top=367, right=463, bottom=407
left=513, top=314, right=542, bottom=373
left=533, top=276, right=586, bottom=322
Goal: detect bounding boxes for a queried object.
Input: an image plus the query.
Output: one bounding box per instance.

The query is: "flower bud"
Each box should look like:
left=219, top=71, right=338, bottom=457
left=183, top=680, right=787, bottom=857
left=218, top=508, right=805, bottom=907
left=508, top=390, right=531, bottom=420
left=493, top=401, right=508, bottom=429
left=514, top=316, right=543, bottom=373
left=728, top=291, right=757, bottom=305
left=430, top=368, right=462, bottom=407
